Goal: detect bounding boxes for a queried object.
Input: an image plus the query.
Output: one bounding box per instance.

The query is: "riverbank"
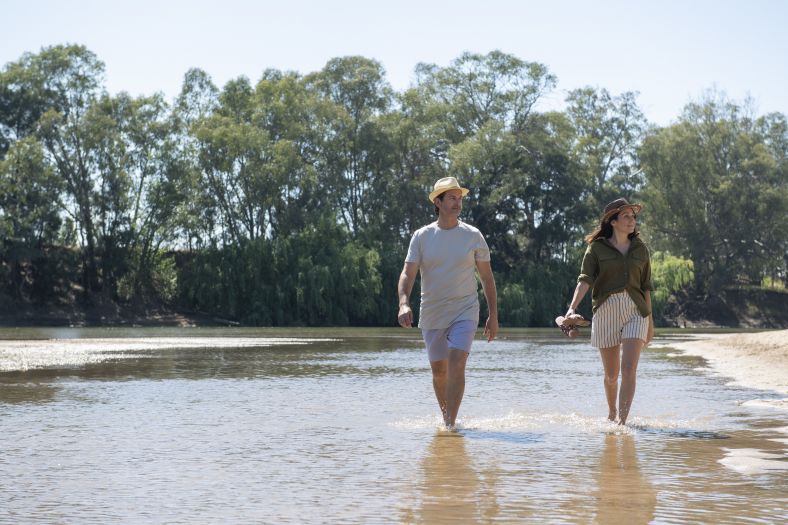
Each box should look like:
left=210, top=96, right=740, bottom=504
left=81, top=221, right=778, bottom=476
left=1, top=285, right=786, bottom=328
left=656, top=329, right=788, bottom=396
left=661, top=287, right=788, bottom=328
left=0, top=300, right=239, bottom=328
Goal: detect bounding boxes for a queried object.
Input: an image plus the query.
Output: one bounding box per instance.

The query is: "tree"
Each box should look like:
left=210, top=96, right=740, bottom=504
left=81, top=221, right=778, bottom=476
left=415, top=50, right=556, bottom=140
left=192, top=77, right=276, bottom=245
left=251, top=69, right=324, bottom=238
left=306, top=56, right=393, bottom=236
left=171, top=68, right=220, bottom=249
left=565, top=87, right=646, bottom=207
left=30, top=45, right=106, bottom=292
left=640, top=94, right=787, bottom=292
left=0, top=137, right=63, bottom=300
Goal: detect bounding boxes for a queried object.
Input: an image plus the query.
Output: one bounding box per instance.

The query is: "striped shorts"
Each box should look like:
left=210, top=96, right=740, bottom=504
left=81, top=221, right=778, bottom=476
left=590, top=291, right=649, bottom=348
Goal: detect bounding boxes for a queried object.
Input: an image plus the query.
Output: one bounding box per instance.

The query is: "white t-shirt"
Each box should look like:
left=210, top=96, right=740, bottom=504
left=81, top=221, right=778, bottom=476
left=405, top=221, right=491, bottom=329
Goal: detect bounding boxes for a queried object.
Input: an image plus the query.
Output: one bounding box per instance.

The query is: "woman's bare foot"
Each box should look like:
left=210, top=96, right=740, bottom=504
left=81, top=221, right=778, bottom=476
left=608, top=410, right=617, bottom=422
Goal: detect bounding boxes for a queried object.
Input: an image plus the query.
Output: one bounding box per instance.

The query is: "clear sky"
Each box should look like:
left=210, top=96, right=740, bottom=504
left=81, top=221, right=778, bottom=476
left=2, top=0, right=786, bottom=126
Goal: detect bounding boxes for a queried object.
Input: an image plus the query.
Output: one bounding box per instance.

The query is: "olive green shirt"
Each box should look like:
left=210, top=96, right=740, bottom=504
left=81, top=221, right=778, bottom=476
left=577, top=236, right=653, bottom=317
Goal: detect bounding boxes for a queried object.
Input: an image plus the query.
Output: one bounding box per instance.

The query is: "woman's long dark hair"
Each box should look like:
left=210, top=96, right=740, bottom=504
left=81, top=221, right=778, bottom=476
left=584, top=211, right=640, bottom=244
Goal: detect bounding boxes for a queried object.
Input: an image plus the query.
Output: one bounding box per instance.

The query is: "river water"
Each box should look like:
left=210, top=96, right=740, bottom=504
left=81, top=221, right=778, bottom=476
left=1, top=327, right=786, bottom=523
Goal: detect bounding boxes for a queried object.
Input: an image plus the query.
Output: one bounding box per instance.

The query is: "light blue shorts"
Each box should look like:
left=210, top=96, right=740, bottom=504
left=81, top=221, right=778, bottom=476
left=421, top=319, right=477, bottom=362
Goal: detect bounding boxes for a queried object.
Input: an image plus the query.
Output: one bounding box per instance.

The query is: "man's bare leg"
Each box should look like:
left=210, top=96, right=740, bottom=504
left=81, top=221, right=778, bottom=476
left=599, top=345, right=621, bottom=422
left=445, top=349, right=469, bottom=428
left=430, top=359, right=449, bottom=426
left=618, top=338, right=644, bottom=425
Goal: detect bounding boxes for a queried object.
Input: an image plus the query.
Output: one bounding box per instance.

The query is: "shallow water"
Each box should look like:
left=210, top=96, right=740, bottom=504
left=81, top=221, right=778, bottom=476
left=1, top=328, right=786, bottom=523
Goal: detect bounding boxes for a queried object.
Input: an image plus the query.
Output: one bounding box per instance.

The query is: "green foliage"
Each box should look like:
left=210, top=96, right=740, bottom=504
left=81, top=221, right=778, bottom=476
left=117, top=248, right=179, bottom=304
left=640, top=94, right=788, bottom=293
left=176, top=220, right=383, bottom=325
left=0, top=137, right=63, bottom=300
left=566, top=88, right=646, bottom=204
left=649, top=251, right=694, bottom=322
left=0, top=46, right=785, bottom=326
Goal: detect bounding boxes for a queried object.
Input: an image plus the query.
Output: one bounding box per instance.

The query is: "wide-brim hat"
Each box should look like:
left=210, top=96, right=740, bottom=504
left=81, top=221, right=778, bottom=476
left=429, top=177, right=469, bottom=202
left=602, top=198, right=642, bottom=222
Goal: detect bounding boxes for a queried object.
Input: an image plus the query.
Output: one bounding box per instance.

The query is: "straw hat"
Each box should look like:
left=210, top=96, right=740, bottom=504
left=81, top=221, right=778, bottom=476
left=429, top=177, right=469, bottom=203
left=602, top=198, right=642, bottom=223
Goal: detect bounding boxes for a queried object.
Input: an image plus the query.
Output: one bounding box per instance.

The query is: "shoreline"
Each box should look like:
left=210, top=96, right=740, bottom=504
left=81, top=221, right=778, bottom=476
left=655, top=329, right=788, bottom=395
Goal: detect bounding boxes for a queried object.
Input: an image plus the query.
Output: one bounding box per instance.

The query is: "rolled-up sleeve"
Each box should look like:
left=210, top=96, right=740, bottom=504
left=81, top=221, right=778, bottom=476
left=578, top=246, right=597, bottom=285
left=473, top=232, right=491, bottom=262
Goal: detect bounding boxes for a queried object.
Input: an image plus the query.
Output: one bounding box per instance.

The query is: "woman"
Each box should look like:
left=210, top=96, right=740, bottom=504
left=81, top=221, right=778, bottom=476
left=565, top=198, right=654, bottom=425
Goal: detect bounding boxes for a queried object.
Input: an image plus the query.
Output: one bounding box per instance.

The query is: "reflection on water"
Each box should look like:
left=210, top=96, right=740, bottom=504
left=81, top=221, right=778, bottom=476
left=0, top=327, right=787, bottom=523
left=0, top=381, right=59, bottom=403
left=409, top=433, right=501, bottom=523
left=593, top=434, right=656, bottom=524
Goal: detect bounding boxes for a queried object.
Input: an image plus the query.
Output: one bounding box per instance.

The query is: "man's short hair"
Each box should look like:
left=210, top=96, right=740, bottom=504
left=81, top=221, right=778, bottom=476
left=433, top=193, right=446, bottom=215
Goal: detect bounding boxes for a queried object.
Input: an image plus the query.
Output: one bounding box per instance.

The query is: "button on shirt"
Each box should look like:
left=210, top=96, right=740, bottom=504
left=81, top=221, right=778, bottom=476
left=405, top=221, right=491, bottom=329
left=577, top=237, right=653, bottom=317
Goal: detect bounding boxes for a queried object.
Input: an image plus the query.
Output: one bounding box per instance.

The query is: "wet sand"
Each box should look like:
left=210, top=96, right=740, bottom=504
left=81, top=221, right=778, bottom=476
left=656, top=329, right=788, bottom=395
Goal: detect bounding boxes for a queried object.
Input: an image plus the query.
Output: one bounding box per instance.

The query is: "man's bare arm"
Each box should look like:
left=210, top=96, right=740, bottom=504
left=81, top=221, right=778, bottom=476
left=476, top=260, right=498, bottom=341
left=397, top=262, right=419, bottom=327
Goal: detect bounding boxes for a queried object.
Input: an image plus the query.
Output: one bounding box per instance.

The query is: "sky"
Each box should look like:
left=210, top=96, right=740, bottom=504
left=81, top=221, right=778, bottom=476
left=2, top=0, right=786, bottom=126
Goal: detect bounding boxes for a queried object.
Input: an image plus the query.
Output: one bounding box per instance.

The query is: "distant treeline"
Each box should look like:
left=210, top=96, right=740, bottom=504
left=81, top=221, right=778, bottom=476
left=0, top=45, right=785, bottom=326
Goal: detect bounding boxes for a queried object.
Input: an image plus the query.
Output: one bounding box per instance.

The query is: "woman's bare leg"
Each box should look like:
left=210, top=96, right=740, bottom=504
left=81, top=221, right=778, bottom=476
left=599, top=346, right=621, bottom=421
left=618, top=338, right=644, bottom=425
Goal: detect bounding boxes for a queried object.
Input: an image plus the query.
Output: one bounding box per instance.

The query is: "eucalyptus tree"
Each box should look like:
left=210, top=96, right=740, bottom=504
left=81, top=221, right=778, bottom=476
left=0, top=44, right=94, bottom=157
left=412, top=51, right=558, bottom=262
left=374, top=86, right=449, bottom=245
left=25, top=45, right=107, bottom=291
left=305, top=56, right=393, bottom=237
left=104, top=92, right=188, bottom=301
left=171, top=68, right=219, bottom=249
left=250, top=69, right=326, bottom=238
left=639, top=95, right=787, bottom=292
left=0, top=137, right=63, bottom=299
left=754, top=112, right=788, bottom=286
left=565, top=87, right=646, bottom=207
left=192, top=77, right=276, bottom=245
left=414, top=51, right=556, bottom=140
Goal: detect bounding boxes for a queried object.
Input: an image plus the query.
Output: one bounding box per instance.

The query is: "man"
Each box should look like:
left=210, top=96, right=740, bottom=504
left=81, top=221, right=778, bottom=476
left=397, top=176, right=498, bottom=431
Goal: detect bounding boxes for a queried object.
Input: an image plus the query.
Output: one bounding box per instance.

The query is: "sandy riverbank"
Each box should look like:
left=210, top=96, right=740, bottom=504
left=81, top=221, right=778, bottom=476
left=658, top=329, right=788, bottom=395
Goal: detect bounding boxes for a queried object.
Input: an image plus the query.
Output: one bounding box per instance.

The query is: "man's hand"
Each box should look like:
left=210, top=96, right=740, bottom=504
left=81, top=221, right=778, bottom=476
left=645, top=316, right=654, bottom=347
left=484, top=315, right=498, bottom=342
left=397, top=263, right=418, bottom=328
left=398, top=304, right=413, bottom=328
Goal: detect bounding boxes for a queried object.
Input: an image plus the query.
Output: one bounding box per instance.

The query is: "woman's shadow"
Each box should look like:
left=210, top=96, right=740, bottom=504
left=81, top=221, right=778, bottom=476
left=592, top=433, right=657, bottom=524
